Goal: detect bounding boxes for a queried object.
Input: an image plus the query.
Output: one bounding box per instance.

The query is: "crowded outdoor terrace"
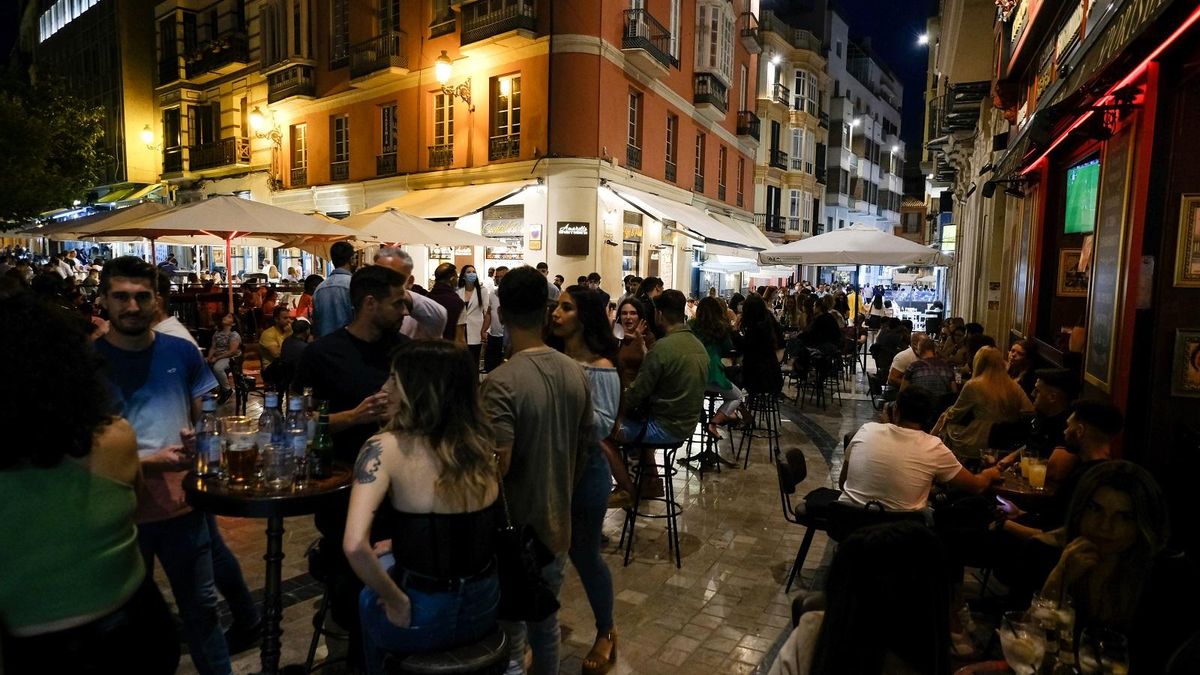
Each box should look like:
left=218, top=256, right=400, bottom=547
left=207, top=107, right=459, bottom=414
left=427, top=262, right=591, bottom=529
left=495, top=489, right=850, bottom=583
left=1, top=244, right=1197, bottom=675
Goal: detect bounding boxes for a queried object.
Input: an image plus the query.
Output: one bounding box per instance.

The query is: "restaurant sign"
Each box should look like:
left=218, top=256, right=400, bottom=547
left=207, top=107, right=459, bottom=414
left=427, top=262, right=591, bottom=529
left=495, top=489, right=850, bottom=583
left=556, top=222, right=590, bottom=256
left=1055, top=0, right=1084, bottom=62
left=1055, top=0, right=1170, bottom=104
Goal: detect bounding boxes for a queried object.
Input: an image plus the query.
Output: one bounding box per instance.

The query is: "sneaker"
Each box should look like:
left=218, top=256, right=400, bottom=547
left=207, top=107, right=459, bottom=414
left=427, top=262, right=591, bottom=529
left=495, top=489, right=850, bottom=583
left=224, top=619, right=263, bottom=655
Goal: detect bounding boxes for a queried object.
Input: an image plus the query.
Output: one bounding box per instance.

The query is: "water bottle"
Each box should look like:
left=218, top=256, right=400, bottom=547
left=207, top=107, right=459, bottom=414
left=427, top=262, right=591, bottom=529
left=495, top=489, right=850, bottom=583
left=302, top=387, right=317, bottom=441
left=257, top=391, right=285, bottom=453
left=194, top=393, right=222, bottom=477
left=286, top=395, right=309, bottom=484
left=311, top=405, right=333, bottom=479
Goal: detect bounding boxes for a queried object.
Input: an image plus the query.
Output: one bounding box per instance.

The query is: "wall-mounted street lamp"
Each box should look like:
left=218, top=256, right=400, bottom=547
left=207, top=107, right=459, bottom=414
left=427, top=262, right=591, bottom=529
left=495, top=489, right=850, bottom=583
left=141, top=124, right=162, bottom=150
left=435, top=50, right=474, bottom=112
left=249, top=106, right=283, bottom=190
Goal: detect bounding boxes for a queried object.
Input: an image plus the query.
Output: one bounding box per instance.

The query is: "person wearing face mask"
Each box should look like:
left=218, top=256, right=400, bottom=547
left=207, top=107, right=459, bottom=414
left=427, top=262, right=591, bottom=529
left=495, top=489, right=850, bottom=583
left=456, top=265, right=488, bottom=368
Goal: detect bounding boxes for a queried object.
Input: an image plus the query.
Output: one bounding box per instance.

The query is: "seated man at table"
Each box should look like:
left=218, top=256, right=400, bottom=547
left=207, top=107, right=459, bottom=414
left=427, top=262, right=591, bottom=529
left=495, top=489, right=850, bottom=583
left=995, top=399, right=1121, bottom=539
left=257, top=306, right=292, bottom=371
left=840, top=387, right=1003, bottom=512
left=901, top=338, right=958, bottom=406
left=886, top=331, right=924, bottom=388
left=1027, top=368, right=1080, bottom=480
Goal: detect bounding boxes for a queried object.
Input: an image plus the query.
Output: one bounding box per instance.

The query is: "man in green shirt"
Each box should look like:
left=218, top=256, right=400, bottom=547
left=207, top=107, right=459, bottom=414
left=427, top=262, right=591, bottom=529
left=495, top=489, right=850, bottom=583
left=620, top=289, right=709, bottom=444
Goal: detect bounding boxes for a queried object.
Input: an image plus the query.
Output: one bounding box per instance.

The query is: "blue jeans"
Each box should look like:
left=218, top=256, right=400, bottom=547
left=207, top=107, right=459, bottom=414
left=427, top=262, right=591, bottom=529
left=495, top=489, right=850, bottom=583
left=205, top=514, right=260, bottom=629
left=569, top=450, right=614, bottom=634
left=137, top=510, right=231, bottom=675
left=360, top=555, right=500, bottom=675
left=619, top=418, right=684, bottom=445
left=501, top=554, right=567, bottom=675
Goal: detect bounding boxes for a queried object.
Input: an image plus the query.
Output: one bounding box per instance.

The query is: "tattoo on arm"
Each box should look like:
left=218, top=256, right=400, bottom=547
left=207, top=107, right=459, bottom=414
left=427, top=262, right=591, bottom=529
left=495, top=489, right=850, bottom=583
left=354, top=438, right=383, bottom=484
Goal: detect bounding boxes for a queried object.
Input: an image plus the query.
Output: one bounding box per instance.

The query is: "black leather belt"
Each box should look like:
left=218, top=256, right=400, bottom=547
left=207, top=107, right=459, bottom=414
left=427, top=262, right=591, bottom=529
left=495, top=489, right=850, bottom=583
left=392, top=559, right=495, bottom=594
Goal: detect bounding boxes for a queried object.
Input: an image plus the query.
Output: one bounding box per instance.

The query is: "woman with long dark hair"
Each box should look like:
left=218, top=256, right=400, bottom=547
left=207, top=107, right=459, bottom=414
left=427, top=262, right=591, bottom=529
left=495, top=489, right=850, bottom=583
left=345, top=341, right=501, bottom=675
left=294, top=273, right=324, bottom=320
left=739, top=294, right=784, bottom=396
left=769, top=521, right=952, bottom=675
left=692, top=296, right=743, bottom=437
left=456, top=264, right=487, bottom=367
left=0, top=288, right=179, bottom=674
left=549, top=286, right=622, bottom=675
left=614, top=297, right=655, bottom=389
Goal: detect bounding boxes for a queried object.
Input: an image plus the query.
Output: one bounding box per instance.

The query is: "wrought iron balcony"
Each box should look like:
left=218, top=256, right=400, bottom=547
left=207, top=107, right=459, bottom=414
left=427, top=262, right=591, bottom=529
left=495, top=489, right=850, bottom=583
left=736, top=191, right=744, bottom=208
left=819, top=111, right=830, bottom=128
left=163, top=147, right=183, bottom=174
left=350, top=31, right=409, bottom=80
left=757, top=213, right=786, bottom=233
left=330, top=160, right=349, bottom=181
left=377, top=152, right=397, bottom=176
left=188, top=137, right=250, bottom=171
left=622, top=9, right=675, bottom=72
left=290, top=167, right=308, bottom=187
left=267, top=64, right=316, bottom=104
left=693, top=73, right=728, bottom=119
left=461, top=0, right=536, bottom=47
left=791, top=157, right=803, bottom=171
left=769, top=148, right=788, bottom=170
left=665, top=160, right=677, bottom=183
left=626, top=144, right=642, bottom=170
left=736, top=110, right=760, bottom=140
left=184, top=31, right=249, bottom=81
left=489, top=134, right=520, bottom=161
left=718, top=184, right=726, bottom=201
left=772, top=82, right=790, bottom=107
left=429, top=144, right=453, bottom=168
left=693, top=173, right=705, bottom=193
left=739, top=12, right=760, bottom=53
left=158, top=59, right=180, bottom=86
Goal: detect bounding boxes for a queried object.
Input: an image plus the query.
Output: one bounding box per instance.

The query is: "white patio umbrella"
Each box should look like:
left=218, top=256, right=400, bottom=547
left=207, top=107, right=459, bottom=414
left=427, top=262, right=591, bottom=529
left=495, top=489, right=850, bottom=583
left=758, top=224, right=949, bottom=266
left=338, top=208, right=494, bottom=247
left=25, top=202, right=170, bottom=241
left=75, top=196, right=365, bottom=307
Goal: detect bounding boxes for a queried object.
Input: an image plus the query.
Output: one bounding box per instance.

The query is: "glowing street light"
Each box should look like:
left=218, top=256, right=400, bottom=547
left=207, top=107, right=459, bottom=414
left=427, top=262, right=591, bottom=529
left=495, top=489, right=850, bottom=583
left=917, top=33, right=929, bottom=46
left=435, top=50, right=453, bottom=85
left=140, top=124, right=154, bottom=147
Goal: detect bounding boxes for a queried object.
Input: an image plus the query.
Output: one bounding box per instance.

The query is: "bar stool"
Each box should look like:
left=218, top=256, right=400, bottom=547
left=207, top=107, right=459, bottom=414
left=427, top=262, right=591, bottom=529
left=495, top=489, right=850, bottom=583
left=735, top=391, right=782, bottom=468
left=619, top=439, right=685, bottom=568
left=383, top=626, right=508, bottom=674
left=679, top=391, right=733, bottom=474
left=303, top=539, right=349, bottom=674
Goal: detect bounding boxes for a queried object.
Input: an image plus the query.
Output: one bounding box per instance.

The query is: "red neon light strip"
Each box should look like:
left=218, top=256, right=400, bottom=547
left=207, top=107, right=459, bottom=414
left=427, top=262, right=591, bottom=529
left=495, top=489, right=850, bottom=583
left=1020, top=4, right=1200, bottom=174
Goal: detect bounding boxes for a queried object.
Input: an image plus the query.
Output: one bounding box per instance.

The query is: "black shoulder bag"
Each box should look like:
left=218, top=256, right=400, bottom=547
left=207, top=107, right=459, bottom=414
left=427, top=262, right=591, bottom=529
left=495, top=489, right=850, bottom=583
left=494, top=456, right=560, bottom=622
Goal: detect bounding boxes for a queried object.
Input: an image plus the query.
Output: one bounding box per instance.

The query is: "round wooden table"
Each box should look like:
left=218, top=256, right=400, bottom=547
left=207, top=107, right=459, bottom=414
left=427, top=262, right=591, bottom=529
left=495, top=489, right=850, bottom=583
left=184, top=466, right=352, bottom=675
left=994, top=472, right=1057, bottom=511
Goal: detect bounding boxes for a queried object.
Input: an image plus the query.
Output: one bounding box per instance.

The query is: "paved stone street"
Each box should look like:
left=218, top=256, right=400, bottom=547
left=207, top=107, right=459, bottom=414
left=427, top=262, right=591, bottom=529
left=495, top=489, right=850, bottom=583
left=162, top=376, right=881, bottom=674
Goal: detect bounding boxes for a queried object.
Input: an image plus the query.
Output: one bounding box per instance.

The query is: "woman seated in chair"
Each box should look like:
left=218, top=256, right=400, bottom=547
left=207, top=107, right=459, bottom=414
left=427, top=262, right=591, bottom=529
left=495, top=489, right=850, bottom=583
left=344, top=341, right=500, bottom=675
left=769, top=521, right=953, bottom=675
left=934, top=346, right=1032, bottom=466
left=206, top=313, right=241, bottom=403
left=691, top=296, right=744, bottom=437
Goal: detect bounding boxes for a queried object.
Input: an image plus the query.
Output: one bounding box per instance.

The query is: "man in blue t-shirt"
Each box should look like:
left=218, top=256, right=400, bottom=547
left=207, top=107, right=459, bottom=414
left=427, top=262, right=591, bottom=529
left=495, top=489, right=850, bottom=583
left=95, top=257, right=240, bottom=674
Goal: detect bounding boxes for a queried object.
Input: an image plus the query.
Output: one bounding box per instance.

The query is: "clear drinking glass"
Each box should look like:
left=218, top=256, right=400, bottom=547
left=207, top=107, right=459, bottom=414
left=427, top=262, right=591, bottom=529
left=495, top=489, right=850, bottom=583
left=222, top=416, right=258, bottom=488
left=261, top=443, right=294, bottom=491
left=1028, top=457, right=1048, bottom=491
left=999, top=611, right=1046, bottom=675
left=1078, top=628, right=1128, bottom=675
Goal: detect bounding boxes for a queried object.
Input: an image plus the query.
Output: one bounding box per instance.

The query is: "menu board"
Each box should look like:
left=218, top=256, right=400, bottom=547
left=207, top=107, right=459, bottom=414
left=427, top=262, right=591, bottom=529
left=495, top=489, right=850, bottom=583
left=1084, top=118, right=1135, bottom=391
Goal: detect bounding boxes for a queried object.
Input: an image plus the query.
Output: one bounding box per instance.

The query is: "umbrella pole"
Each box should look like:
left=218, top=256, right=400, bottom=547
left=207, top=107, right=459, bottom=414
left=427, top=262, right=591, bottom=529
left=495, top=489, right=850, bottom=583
left=226, top=238, right=234, bottom=312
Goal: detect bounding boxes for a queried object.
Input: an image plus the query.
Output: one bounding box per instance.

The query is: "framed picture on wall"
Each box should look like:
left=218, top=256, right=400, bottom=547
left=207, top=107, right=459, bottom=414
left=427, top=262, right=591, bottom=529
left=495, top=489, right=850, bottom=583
left=1171, top=330, right=1200, bottom=398
left=1056, top=248, right=1089, bottom=297
left=1174, top=194, right=1200, bottom=287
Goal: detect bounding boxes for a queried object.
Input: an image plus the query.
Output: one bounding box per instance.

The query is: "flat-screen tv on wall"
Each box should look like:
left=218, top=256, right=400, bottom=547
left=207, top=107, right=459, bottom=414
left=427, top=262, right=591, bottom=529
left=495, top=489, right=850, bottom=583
left=1064, top=157, right=1100, bottom=234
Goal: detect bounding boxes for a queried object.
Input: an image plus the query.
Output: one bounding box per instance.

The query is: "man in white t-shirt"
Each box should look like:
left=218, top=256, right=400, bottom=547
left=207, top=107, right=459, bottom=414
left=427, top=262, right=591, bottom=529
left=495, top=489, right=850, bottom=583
left=840, top=387, right=1002, bottom=511
left=887, top=331, right=924, bottom=387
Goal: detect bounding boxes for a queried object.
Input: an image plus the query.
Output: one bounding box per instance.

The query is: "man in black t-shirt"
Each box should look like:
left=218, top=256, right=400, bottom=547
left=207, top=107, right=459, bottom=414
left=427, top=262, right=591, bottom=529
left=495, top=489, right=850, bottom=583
left=293, top=264, right=410, bottom=666
left=1028, top=368, right=1079, bottom=478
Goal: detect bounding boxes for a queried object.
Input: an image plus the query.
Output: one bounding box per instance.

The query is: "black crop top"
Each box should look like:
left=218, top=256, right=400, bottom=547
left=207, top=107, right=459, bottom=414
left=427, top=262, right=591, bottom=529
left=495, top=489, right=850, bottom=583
left=388, top=500, right=500, bottom=580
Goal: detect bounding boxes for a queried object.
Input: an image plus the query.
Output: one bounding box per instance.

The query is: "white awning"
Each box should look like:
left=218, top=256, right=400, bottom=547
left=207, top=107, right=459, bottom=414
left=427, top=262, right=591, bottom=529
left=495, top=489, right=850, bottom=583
left=707, top=212, right=773, bottom=249
left=362, top=180, right=535, bottom=219
left=604, top=184, right=764, bottom=252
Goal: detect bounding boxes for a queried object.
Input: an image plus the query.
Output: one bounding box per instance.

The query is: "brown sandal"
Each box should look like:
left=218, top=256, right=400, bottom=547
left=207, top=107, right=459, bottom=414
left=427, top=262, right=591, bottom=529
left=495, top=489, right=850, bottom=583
left=581, top=630, right=617, bottom=675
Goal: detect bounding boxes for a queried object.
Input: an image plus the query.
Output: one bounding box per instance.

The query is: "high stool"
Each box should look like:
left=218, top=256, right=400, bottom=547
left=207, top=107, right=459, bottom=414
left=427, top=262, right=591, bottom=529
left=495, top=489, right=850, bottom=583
left=303, top=539, right=349, bottom=674
left=619, top=440, right=685, bottom=568
left=680, top=392, right=734, bottom=474
left=736, top=392, right=782, bottom=468
left=383, top=626, right=508, bottom=674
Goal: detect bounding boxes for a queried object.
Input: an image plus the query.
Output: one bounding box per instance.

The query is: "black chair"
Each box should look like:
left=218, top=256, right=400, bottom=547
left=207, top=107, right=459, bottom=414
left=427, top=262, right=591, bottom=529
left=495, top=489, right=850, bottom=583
left=303, top=539, right=349, bottom=674
left=383, top=627, right=508, bottom=674
left=229, top=354, right=261, bottom=415
left=619, top=439, right=686, bottom=568
left=777, top=448, right=840, bottom=592
left=823, top=499, right=929, bottom=543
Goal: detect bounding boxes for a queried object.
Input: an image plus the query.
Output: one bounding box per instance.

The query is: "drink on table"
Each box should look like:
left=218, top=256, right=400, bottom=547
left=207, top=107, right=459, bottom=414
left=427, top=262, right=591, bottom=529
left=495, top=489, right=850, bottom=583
left=194, top=393, right=222, bottom=478
left=285, top=394, right=309, bottom=487
left=303, top=386, right=317, bottom=441
left=261, top=443, right=294, bottom=490
left=311, top=404, right=333, bottom=479
left=1029, top=459, right=1048, bottom=491
left=1020, top=452, right=1033, bottom=479
left=257, top=391, right=286, bottom=460
left=223, top=416, right=258, bottom=486
left=999, top=611, right=1046, bottom=675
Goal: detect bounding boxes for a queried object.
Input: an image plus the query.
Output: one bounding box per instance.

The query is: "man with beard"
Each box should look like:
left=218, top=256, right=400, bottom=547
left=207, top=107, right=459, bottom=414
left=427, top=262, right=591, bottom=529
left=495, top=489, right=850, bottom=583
left=93, top=256, right=233, bottom=674
left=293, top=264, right=410, bottom=669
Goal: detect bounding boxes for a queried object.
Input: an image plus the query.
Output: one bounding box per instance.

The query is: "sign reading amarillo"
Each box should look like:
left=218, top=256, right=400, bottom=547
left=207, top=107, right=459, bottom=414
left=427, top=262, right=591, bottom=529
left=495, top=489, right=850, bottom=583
left=557, top=221, right=590, bottom=256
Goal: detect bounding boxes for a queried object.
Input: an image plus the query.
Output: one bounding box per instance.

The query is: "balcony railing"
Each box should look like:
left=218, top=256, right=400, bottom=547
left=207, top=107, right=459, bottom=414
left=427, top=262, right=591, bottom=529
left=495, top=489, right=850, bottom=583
left=769, top=148, right=788, bottom=170
left=693, top=173, right=704, bottom=193
left=291, top=166, right=308, bottom=187
left=736, top=110, right=760, bottom=140
left=736, top=191, right=744, bottom=208
left=739, top=11, right=759, bottom=43
left=772, top=82, right=790, bottom=107
left=429, top=144, right=453, bottom=168
left=461, top=0, right=536, bottom=46
left=757, top=213, right=785, bottom=233
left=377, top=152, right=397, bottom=176
left=693, top=73, right=728, bottom=115
left=788, top=217, right=801, bottom=231
left=330, top=160, right=350, bottom=181
left=622, top=9, right=675, bottom=70
left=791, top=157, right=803, bottom=171
left=267, top=64, right=316, bottom=104
left=184, top=31, right=249, bottom=79
left=189, top=137, right=250, bottom=171
left=626, top=144, right=642, bottom=170
left=350, top=31, right=408, bottom=79
left=163, top=147, right=183, bottom=174
left=489, top=134, right=520, bottom=161
left=819, top=111, right=830, bottom=128
left=665, top=160, right=677, bottom=182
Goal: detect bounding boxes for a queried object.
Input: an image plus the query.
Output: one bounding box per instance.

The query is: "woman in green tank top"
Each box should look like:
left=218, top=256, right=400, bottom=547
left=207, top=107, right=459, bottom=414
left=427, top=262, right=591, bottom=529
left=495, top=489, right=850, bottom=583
left=0, top=288, right=179, bottom=674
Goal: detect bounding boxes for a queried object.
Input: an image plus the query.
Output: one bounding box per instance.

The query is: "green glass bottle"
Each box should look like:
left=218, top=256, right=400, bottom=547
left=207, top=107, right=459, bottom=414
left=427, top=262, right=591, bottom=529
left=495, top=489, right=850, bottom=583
left=311, top=401, right=333, bottom=479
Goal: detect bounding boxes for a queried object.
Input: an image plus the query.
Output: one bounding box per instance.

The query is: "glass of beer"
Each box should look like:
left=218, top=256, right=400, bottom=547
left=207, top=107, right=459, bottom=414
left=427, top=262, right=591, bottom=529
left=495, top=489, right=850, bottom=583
left=222, top=416, right=258, bottom=488
left=1028, top=457, right=1048, bottom=491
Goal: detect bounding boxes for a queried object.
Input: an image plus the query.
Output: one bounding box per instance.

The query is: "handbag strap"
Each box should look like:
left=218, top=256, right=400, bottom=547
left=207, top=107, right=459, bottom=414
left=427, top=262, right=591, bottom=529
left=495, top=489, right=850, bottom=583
left=494, top=453, right=514, bottom=528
